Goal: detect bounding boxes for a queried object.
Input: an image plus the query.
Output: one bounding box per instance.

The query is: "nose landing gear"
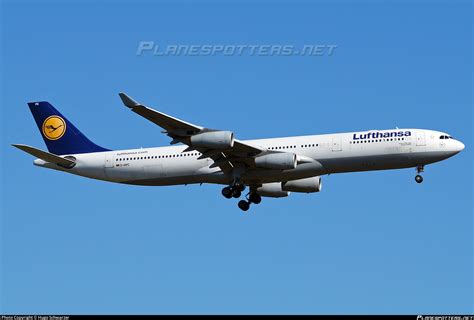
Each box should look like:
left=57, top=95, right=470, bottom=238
left=415, top=165, right=424, bottom=183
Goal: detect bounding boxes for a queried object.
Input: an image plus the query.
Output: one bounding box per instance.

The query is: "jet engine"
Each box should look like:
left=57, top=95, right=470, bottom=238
left=256, top=177, right=322, bottom=197
left=282, top=176, right=322, bottom=193
left=256, top=183, right=289, bottom=198
left=190, top=131, right=234, bottom=149
left=254, top=153, right=297, bottom=170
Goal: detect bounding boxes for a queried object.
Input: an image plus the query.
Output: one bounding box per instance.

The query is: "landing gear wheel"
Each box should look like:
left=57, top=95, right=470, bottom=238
left=232, top=189, right=242, bottom=198
left=415, top=175, right=423, bottom=183
left=222, top=187, right=233, bottom=199
left=238, top=200, right=250, bottom=211
left=249, top=193, right=262, bottom=204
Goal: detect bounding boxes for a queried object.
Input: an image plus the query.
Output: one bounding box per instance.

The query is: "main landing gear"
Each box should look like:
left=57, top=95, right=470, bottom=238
left=237, top=193, right=262, bottom=212
left=238, top=192, right=262, bottom=211
left=415, top=165, right=424, bottom=183
left=238, top=200, right=250, bottom=211
left=221, top=181, right=262, bottom=212
left=248, top=193, right=262, bottom=204
left=221, top=181, right=245, bottom=199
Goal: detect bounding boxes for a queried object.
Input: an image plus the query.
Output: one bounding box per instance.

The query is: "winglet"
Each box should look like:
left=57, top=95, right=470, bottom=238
left=119, top=92, right=140, bottom=108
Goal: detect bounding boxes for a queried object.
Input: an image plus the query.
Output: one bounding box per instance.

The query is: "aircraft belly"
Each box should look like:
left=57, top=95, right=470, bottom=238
left=320, top=154, right=412, bottom=173
left=320, top=151, right=450, bottom=174
left=104, top=165, right=144, bottom=181
left=120, top=159, right=227, bottom=186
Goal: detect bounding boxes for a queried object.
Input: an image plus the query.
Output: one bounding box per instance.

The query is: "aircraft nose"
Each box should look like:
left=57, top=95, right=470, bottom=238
left=454, top=140, right=465, bottom=153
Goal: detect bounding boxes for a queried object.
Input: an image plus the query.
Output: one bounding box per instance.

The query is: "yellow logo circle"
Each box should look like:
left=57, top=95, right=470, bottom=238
left=42, top=116, right=66, bottom=140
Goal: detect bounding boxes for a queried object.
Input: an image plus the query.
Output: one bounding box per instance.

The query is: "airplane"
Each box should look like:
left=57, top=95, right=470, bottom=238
left=13, top=93, right=465, bottom=212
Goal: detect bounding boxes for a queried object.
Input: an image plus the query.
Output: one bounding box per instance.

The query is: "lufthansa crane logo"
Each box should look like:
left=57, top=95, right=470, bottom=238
left=42, top=116, right=66, bottom=140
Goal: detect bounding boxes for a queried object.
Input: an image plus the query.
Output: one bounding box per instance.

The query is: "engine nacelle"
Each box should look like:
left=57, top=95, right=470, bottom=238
left=256, top=183, right=289, bottom=198
left=190, top=131, right=234, bottom=149
left=254, top=153, right=297, bottom=170
left=282, top=176, right=322, bottom=193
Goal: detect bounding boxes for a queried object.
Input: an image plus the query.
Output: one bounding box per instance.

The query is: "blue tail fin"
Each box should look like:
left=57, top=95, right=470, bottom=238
left=28, top=101, right=109, bottom=155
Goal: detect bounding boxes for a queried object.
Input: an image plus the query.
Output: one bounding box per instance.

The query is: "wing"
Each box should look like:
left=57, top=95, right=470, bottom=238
left=119, top=93, right=264, bottom=172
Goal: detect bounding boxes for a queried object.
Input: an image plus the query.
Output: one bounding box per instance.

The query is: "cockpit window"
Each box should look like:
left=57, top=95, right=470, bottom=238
left=440, top=135, right=445, bottom=139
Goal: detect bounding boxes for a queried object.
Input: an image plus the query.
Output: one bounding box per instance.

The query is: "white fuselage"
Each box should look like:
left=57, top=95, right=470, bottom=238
left=34, top=128, right=464, bottom=186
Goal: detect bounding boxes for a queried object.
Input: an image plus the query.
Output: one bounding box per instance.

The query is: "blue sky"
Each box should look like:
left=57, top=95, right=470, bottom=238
left=1, top=0, right=472, bottom=314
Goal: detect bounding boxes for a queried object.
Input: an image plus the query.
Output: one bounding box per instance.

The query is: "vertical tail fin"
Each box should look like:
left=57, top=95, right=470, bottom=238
left=28, top=101, right=109, bottom=155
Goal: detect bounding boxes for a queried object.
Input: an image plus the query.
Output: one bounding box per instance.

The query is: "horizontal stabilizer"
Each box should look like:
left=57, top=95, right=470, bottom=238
left=12, top=144, right=75, bottom=167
